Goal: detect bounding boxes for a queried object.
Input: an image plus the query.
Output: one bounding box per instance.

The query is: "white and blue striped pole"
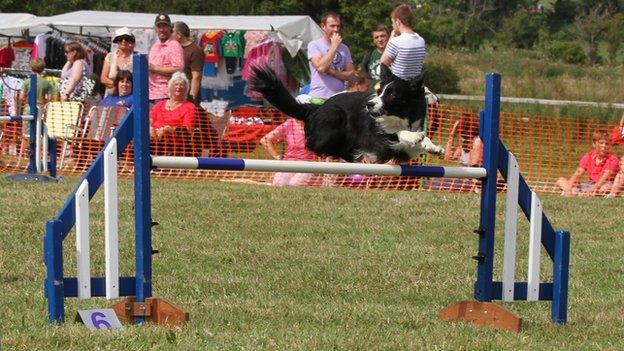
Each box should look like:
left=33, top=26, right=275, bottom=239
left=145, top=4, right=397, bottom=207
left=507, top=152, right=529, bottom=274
left=151, top=156, right=488, bottom=179
left=0, top=115, right=34, bottom=122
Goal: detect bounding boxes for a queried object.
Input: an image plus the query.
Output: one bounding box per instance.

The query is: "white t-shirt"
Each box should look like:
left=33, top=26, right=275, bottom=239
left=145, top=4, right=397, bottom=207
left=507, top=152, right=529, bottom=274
left=385, top=32, right=425, bottom=80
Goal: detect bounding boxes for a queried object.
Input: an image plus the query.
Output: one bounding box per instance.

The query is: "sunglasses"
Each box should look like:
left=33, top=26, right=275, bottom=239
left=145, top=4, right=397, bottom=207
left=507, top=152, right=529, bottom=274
left=116, top=36, right=135, bottom=43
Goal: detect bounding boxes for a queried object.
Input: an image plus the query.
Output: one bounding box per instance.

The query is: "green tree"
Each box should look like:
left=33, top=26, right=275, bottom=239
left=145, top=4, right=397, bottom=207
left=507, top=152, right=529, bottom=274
left=603, top=13, right=624, bottom=63
left=574, top=7, right=610, bottom=64
left=500, top=10, right=546, bottom=49
left=339, top=0, right=396, bottom=64
left=4, top=0, right=624, bottom=68
left=426, top=11, right=464, bottom=48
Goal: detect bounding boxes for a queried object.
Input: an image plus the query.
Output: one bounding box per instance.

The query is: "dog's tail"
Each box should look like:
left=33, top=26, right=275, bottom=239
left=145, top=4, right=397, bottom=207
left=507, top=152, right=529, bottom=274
left=248, top=66, right=316, bottom=122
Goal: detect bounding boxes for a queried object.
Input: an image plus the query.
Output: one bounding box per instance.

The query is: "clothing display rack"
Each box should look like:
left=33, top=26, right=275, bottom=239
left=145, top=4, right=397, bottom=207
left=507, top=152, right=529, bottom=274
left=0, top=67, right=62, bottom=77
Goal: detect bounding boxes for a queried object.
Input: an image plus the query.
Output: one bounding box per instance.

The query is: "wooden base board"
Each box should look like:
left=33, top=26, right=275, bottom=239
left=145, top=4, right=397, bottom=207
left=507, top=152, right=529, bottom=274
left=439, top=301, right=521, bottom=332
left=110, top=297, right=189, bottom=327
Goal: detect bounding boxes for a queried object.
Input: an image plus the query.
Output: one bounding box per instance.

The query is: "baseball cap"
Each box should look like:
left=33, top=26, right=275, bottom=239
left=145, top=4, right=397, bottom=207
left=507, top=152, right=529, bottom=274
left=112, top=27, right=135, bottom=43
left=155, top=13, right=172, bottom=26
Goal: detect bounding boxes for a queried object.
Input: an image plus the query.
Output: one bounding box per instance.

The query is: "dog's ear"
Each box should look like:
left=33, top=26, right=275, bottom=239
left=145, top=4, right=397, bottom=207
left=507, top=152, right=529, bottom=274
left=408, top=70, right=426, bottom=91
left=379, top=63, right=395, bottom=85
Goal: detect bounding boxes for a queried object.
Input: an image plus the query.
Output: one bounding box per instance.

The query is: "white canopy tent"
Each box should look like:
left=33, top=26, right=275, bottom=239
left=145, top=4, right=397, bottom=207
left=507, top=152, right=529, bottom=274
left=0, top=13, right=43, bottom=37
left=0, top=10, right=323, bottom=56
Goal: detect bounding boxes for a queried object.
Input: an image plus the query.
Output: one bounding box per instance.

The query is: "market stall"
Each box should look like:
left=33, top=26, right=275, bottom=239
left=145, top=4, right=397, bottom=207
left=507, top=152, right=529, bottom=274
left=0, top=11, right=322, bottom=163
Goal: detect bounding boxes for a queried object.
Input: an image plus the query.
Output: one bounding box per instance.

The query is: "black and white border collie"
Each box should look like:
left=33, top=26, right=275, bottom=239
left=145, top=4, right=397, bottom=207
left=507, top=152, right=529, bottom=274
left=248, top=65, right=444, bottom=163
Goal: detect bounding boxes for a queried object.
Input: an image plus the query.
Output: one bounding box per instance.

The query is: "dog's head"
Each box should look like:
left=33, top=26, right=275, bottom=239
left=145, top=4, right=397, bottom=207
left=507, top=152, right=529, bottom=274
left=366, top=64, right=426, bottom=121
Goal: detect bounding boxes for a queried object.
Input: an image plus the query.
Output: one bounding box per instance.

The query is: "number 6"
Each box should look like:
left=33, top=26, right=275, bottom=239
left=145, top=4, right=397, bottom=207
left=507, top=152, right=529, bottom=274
left=91, top=312, right=112, bottom=330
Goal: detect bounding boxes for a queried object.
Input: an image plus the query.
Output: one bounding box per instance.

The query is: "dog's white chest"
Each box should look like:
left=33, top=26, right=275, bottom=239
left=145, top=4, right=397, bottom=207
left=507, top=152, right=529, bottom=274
left=375, top=115, right=409, bottom=134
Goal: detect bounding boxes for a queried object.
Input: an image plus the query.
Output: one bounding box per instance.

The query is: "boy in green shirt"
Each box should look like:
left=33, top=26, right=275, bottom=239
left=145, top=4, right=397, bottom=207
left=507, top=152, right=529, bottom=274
left=359, top=24, right=390, bottom=90
left=18, top=58, right=54, bottom=115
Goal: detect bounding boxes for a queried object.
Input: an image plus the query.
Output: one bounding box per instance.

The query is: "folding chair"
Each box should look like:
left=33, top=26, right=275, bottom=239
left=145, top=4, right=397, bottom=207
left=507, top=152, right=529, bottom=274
left=77, top=105, right=130, bottom=165
left=83, top=105, right=129, bottom=141
left=42, top=101, right=84, bottom=168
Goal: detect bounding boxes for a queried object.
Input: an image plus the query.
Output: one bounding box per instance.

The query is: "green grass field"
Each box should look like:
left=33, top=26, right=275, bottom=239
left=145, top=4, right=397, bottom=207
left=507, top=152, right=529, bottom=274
left=1, top=176, right=624, bottom=349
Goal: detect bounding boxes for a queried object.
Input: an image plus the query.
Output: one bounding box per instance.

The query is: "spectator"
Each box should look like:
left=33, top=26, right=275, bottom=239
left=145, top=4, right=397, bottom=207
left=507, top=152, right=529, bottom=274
left=17, top=58, right=53, bottom=114
left=101, top=27, right=135, bottom=96
left=260, top=117, right=317, bottom=187
left=427, top=116, right=482, bottom=192
left=344, top=69, right=372, bottom=93
left=556, top=130, right=619, bottom=197
left=148, top=13, right=184, bottom=104
left=606, top=155, right=624, bottom=198
left=332, top=69, right=373, bottom=188
left=149, top=72, right=196, bottom=140
left=380, top=4, right=426, bottom=81
left=360, top=24, right=390, bottom=90
left=444, top=118, right=483, bottom=167
left=60, top=42, right=89, bottom=102
left=172, top=21, right=203, bottom=105
left=99, top=70, right=134, bottom=108
left=307, top=11, right=355, bottom=104
left=611, top=113, right=624, bottom=145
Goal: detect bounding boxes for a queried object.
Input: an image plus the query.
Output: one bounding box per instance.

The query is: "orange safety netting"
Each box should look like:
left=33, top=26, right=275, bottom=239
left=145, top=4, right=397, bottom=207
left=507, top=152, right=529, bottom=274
left=1, top=100, right=623, bottom=195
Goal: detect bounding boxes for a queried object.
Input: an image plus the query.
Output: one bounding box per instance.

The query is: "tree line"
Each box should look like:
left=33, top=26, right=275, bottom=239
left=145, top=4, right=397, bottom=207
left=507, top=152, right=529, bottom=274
left=3, top=0, right=623, bottom=65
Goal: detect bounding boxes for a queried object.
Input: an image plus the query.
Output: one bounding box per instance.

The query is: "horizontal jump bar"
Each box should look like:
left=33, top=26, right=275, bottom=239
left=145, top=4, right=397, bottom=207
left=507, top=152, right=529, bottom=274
left=0, top=115, right=34, bottom=122
left=151, top=156, right=487, bottom=179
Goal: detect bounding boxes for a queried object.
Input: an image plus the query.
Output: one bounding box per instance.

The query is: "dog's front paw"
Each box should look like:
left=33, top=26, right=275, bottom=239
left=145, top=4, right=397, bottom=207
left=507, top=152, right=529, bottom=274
left=397, top=130, right=425, bottom=146
left=426, top=145, right=444, bottom=156
left=418, top=137, right=445, bottom=156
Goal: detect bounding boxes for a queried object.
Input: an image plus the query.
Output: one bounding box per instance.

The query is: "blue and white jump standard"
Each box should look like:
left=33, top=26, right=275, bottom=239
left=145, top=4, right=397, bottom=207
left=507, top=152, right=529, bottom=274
left=1, top=75, right=60, bottom=182
left=43, top=55, right=569, bottom=331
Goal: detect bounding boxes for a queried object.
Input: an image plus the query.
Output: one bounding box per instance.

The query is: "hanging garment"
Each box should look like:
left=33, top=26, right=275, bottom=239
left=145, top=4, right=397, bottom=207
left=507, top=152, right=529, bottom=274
left=241, top=39, right=287, bottom=100
left=0, top=46, right=15, bottom=68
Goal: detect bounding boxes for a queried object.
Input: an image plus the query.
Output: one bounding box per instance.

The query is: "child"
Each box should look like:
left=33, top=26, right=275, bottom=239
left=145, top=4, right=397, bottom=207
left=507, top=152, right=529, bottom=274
left=428, top=116, right=482, bottom=192
left=344, top=69, right=372, bottom=93
left=260, top=118, right=317, bottom=187
left=556, top=130, right=620, bottom=197
left=17, top=58, right=54, bottom=115
left=380, top=4, right=425, bottom=81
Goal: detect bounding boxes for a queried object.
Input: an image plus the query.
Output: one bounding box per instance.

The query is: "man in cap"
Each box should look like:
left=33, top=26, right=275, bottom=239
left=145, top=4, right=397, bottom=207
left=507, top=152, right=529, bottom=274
left=148, top=13, right=184, bottom=103
left=172, top=21, right=203, bottom=104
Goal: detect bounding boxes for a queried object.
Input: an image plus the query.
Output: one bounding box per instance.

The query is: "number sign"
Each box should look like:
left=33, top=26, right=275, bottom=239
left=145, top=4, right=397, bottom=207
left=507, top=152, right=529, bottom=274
left=76, top=309, right=123, bottom=330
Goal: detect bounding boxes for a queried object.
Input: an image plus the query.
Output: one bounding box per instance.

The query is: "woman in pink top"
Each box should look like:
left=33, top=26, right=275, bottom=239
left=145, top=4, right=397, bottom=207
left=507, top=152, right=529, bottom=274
left=260, top=118, right=317, bottom=186
left=149, top=72, right=196, bottom=140
left=556, top=129, right=620, bottom=196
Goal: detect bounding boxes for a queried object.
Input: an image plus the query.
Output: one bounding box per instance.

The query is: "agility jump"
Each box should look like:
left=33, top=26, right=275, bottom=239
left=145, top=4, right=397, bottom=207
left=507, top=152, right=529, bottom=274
left=44, top=55, right=570, bottom=331
left=0, top=75, right=59, bottom=182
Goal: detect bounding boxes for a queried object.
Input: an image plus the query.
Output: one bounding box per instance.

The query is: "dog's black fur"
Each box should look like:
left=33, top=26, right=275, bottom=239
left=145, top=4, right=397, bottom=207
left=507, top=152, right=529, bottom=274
left=368, top=64, right=428, bottom=133
left=248, top=65, right=442, bottom=163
